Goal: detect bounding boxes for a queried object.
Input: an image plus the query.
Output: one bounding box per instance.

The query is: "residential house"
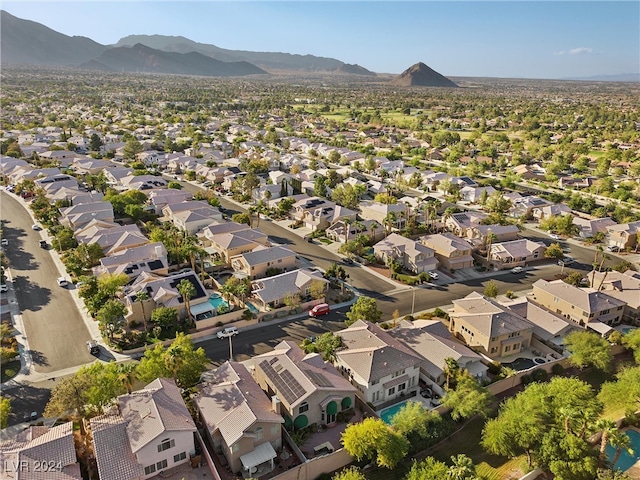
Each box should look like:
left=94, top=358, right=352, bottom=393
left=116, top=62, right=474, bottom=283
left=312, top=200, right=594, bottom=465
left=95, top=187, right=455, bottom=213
left=249, top=341, right=357, bottom=430
left=195, top=362, right=284, bottom=476
left=606, top=221, right=640, bottom=250
left=460, top=185, right=496, bottom=203
left=204, top=228, right=269, bottom=265
left=125, top=270, right=210, bottom=323
left=120, top=175, right=167, bottom=191
left=231, top=246, right=298, bottom=280
left=509, top=196, right=552, bottom=219
left=250, top=268, right=329, bottom=309
left=0, top=422, right=82, bottom=480
left=49, top=187, right=105, bottom=206
left=291, top=197, right=357, bottom=231
left=104, top=166, right=134, bottom=186
left=162, top=201, right=223, bottom=234
left=325, top=219, right=384, bottom=244
left=34, top=173, right=79, bottom=192
left=503, top=297, right=581, bottom=347
left=359, top=201, right=409, bottom=232
left=390, top=319, right=488, bottom=389
left=532, top=204, right=572, bottom=221
left=90, top=378, right=196, bottom=480
left=444, top=211, right=487, bottom=237
left=572, top=216, right=617, bottom=239
left=147, top=189, right=193, bottom=215
left=585, top=270, right=640, bottom=326
left=531, top=279, right=627, bottom=331
left=72, top=158, right=116, bottom=175
left=93, top=242, right=169, bottom=279
left=467, top=224, right=520, bottom=248
left=59, top=201, right=115, bottom=230
left=487, top=239, right=546, bottom=270
left=512, top=164, right=546, bottom=181
left=334, top=320, right=422, bottom=406
left=373, top=233, right=438, bottom=274
left=448, top=292, right=534, bottom=359
left=420, top=233, right=474, bottom=271
left=75, top=221, right=149, bottom=255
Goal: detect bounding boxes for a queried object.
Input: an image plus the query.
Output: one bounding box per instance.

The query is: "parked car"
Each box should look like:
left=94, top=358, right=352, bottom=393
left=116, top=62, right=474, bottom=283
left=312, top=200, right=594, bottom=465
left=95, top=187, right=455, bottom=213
left=549, top=234, right=561, bottom=240
left=0, top=284, right=7, bottom=293
left=510, top=266, right=524, bottom=274
left=57, top=277, right=69, bottom=287
left=1, top=238, right=7, bottom=246
left=31, top=224, right=42, bottom=231
left=343, top=257, right=354, bottom=265
left=428, top=271, right=439, bottom=280
left=606, top=245, right=620, bottom=252
left=303, top=235, right=313, bottom=243
left=39, top=240, right=48, bottom=249
left=87, top=340, right=100, bottom=356
left=558, top=257, right=574, bottom=266
left=309, top=303, right=330, bottom=317
left=217, top=326, right=239, bottom=339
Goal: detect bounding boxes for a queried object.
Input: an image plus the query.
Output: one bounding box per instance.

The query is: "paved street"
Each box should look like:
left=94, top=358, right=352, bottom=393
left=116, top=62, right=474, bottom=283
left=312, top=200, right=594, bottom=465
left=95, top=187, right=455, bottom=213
left=1, top=191, right=95, bottom=372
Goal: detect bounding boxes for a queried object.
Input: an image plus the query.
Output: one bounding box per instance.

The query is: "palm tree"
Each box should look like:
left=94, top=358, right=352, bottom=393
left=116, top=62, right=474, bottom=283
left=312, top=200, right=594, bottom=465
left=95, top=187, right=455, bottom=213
left=444, top=357, right=461, bottom=391
left=597, top=419, right=618, bottom=467
left=343, top=218, right=352, bottom=244
left=594, top=245, right=604, bottom=264
left=370, top=222, right=379, bottom=242
left=609, top=429, right=633, bottom=471
left=135, top=291, right=150, bottom=332
left=165, top=344, right=184, bottom=382
left=448, top=454, right=476, bottom=480
left=118, top=363, right=137, bottom=395
left=220, top=282, right=236, bottom=309
left=177, top=279, right=196, bottom=325
left=383, top=211, right=397, bottom=237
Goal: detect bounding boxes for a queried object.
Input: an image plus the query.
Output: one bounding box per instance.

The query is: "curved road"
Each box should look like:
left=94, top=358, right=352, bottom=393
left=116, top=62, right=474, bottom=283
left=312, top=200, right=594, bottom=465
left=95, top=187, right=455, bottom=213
left=1, top=191, right=95, bottom=372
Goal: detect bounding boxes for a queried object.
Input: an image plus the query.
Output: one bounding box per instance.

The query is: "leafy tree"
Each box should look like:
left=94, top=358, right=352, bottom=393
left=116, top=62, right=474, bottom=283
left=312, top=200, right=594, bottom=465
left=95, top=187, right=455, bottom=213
left=314, top=332, right=342, bottom=361
left=391, top=401, right=440, bottom=443
left=122, top=138, right=143, bottom=160
left=443, top=373, right=494, bottom=421
left=545, top=242, right=565, bottom=259
left=136, top=333, right=208, bottom=388
left=0, top=396, right=10, bottom=429
left=333, top=466, right=366, bottom=480
left=150, top=306, right=178, bottom=330
left=621, top=328, right=640, bottom=363
left=97, top=299, right=126, bottom=342
left=341, top=417, right=408, bottom=469
left=331, top=184, right=365, bottom=210
left=483, top=280, right=499, bottom=298
left=565, top=330, right=613, bottom=372
left=168, top=181, right=182, bottom=189
left=563, top=271, right=587, bottom=287
left=345, top=296, right=381, bottom=326
left=405, top=457, right=449, bottom=480
left=447, top=454, right=477, bottom=480
left=598, top=366, right=640, bottom=415
left=232, top=212, right=252, bottom=226
left=374, top=193, right=397, bottom=204
left=484, top=192, right=512, bottom=215
left=309, top=279, right=327, bottom=300
left=44, top=369, right=95, bottom=417
left=89, top=133, right=103, bottom=151
left=314, top=175, right=328, bottom=198
left=83, top=362, right=126, bottom=409
left=118, top=362, right=137, bottom=395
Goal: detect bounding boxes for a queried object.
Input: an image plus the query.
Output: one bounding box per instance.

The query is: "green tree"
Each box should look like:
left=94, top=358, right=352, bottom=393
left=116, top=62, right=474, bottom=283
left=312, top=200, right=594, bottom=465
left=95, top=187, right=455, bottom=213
left=0, top=396, right=10, bottom=429
left=333, top=466, right=366, bottom=480
left=484, top=192, right=512, bottom=216
left=341, top=417, right=408, bottom=469
left=118, top=362, right=137, bottom=395
left=136, top=291, right=150, bottom=332
left=391, top=401, right=440, bottom=443
left=563, top=271, right=587, bottom=287
left=443, top=373, right=494, bottom=421
left=447, top=454, right=477, bottom=480
left=405, top=457, right=449, bottom=480
left=177, top=278, right=196, bottom=323
left=232, top=212, right=252, bottom=226
left=97, top=299, right=126, bottom=342
left=332, top=184, right=365, bottom=210
left=565, top=330, right=613, bottom=372
left=83, top=362, right=126, bottom=409
left=136, top=333, right=208, bottom=388
left=545, top=242, right=565, bottom=259
left=483, top=280, right=499, bottom=298
left=150, top=306, right=178, bottom=330
left=123, top=138, right=143, bottom=160
left=313, top=332, right=342, bottom=362
left=44, top=370, right=94, bottom=418
left=89, top=133, right=103, bottom=151
left=345, top=296, right=382, bottom=326
left=598, top=366, right=640, bottom=415
left=622, top=328, right=640, bottom=363
left=314, top=175, right=328, bottom=198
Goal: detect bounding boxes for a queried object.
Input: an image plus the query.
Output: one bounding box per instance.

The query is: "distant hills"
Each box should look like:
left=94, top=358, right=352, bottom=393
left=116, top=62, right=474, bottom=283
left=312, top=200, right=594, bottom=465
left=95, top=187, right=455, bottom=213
left=0, top=11, right=376, bottom=77
left=390, top=62, right=458, bottom=88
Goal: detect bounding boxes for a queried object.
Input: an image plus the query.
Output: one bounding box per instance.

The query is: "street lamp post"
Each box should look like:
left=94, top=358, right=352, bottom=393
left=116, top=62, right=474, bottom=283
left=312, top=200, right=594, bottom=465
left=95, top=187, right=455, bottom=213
left=228, top=334, right=233, bottom=361
left=411, top=287, right=416, bottom=316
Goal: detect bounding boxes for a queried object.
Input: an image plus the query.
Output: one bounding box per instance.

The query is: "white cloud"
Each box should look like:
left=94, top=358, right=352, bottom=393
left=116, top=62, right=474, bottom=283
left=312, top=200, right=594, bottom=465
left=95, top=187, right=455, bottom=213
left=554, top=47, right=593, bottom=56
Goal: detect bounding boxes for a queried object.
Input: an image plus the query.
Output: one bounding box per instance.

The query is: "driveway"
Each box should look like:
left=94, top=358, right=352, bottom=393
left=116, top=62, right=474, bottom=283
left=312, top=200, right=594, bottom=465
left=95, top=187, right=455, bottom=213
left=1, top=192, right=95, bottom=372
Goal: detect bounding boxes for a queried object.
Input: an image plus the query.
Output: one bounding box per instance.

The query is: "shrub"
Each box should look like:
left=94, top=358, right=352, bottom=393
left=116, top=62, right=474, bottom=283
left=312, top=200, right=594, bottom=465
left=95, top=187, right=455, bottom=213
left=128, top=320, right=141, bottom=329
left=242, top=309, right=253, bottom=320
left=487, top=361, right=502, bottom=375
left=551, top=363, right=565, bottom=375
left=215, top=321, right=223, bottom=327
left=520, top=374, right=533, bottom=385
left=505, top=290, right=515, bottom=299
left=531, top=369, right=548, bottom=383
left=433, top=307, right=450, bottom=320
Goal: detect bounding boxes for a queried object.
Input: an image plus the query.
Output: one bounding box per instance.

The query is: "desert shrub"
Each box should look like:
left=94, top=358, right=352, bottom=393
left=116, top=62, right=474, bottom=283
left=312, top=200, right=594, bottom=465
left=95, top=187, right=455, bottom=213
left=531, top=369, right=548, bottom=383
left=551, top=363, right=565, bottom=375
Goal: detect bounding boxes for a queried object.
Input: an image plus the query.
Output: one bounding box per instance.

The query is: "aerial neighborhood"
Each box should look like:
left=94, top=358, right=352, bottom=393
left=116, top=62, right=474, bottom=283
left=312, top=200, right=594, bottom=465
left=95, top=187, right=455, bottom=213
left=1, top=9, right=640, bottom=480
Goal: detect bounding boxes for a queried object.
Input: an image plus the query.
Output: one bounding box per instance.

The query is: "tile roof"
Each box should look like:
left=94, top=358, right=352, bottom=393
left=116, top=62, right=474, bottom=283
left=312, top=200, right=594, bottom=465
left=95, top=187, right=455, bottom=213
left=195, top=362, right=283, bottom=446
left=251, top=268, right=328, bottom=304
left=504, top=298, right=576, bottom=340
left=452, top=292, right=534, bottom=337
left=532, top=279, right=627, bottom=313
left=0, top=422, right=81, bottom=480
left=119, top=378, right=196, bottom=453
left=90, top=414, right=144, bottom=480
left=236, top=246, right=296, bottom=266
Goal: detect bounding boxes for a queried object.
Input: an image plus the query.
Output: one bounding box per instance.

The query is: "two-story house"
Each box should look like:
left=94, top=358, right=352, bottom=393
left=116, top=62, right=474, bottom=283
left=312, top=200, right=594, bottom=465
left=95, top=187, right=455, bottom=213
left=250, top=268, right=329, bottom=310
left=231, top=246, right=298, bottom=280
left=449, top=292, right=534, bottom=359
left=606, top=221, right=640, bottom=250
left=334, top=320, right=422, bottom=407
left=488, top=239, right=546, bottom=270
left=90, top=378, right=196, bottom=480
left=373, top=233, right=438, bottom=274
left=420, top=233, right=474, bottom=271
left=195, top=362, right=284, bottom=476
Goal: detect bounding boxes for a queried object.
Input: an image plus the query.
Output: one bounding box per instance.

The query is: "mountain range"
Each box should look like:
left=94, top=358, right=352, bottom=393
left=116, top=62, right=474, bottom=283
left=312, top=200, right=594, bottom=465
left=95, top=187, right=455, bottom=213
left=0, top=10, right=462, bottom=86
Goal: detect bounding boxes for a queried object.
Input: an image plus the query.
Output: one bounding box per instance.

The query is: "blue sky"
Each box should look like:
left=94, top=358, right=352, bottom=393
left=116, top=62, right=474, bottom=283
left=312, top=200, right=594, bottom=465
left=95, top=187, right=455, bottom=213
left=3, top=1, right=639, bottom=79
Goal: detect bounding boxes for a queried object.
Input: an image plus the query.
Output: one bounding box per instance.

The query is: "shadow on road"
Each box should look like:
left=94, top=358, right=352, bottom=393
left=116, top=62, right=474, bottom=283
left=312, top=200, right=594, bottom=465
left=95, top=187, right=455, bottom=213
left=267, top=235, right=294, bottom=245
left=1, top=225, right=40, bottom=271
left=11, top=275, right=51, bottom=312
left=5, top=383, right=52, bottom=427
left=27, top=349, right=50, bottom=367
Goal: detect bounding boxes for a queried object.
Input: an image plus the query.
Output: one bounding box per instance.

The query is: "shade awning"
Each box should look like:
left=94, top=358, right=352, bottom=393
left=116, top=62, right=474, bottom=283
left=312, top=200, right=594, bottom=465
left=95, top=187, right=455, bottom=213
left=383, top=374, right=409, bottom=389
left=190, top=302, right=215, bottom=316
left=587, top=320, right=614, bottom=337
left=240, top=442, right=277, bottom=470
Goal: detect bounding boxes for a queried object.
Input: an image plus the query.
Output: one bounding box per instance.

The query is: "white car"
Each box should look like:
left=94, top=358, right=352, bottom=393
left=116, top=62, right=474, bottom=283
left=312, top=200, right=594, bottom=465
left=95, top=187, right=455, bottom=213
left=1, top=238, right=7, bottom=246
left=510, top=266, right=524, bottom=274
left=428, top=271, right=439, bottom=280
left=31, top=224, right=41, bottom=231
left=217, top=327, right=239, bottom=339
left=56, top=277, right=69, bottom=287
left=549, top=234, right=561, bottom=240
left=0, top=284, right=7, bottom=293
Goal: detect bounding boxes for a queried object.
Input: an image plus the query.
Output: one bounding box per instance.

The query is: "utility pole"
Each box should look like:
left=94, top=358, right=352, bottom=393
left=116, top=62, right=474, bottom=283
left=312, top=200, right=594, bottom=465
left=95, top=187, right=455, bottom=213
left=228, top=334, right=233, bottom=361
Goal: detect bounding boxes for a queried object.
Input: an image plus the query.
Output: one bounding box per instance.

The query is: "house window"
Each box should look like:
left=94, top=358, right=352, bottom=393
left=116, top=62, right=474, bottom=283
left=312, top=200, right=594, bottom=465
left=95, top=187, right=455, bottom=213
left=505, top=346, right=511, bottom=353
left=255, top=427, right=263, bottom=441
left=398, top=383, right=406, bottom=391
left=158, top=438, right=175, bottom=453
left=299, top=402, right=309, bottom=414
left=512, top=343, right=520, bottom=351
left=232, top=443, right=239, bottom=453
left=144, top=465, right=156, bottom=475
left=271, top=425, right=279, bottom=435
left=157, top=459, right=168, bottom=471
left=174, top=452, right=187, bottom=463
left=388, top=387, right=395, bottom=395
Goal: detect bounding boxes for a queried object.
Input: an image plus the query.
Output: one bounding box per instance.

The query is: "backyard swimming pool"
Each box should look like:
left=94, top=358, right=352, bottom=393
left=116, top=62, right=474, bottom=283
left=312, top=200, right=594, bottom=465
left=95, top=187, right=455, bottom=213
left=379, top=400, right=414, bottom=425
left=606, top=428, right=640, bottom=472
left=503, top=358, right=534, bottom=371
left=621, top=327, right=637, bottom=335
left=209, top=294, right=229, bottom=311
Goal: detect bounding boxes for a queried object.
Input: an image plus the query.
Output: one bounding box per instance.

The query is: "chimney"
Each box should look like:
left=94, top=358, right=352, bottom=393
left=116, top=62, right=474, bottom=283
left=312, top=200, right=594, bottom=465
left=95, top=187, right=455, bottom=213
left=271, top=395, right=281, bottom=414
left=155, top=245, right=163, bottom=259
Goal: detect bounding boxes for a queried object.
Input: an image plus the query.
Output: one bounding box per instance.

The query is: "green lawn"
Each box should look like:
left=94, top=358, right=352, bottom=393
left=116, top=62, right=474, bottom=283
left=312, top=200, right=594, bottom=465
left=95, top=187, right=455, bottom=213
left=1, top=359, right=20, bottom=383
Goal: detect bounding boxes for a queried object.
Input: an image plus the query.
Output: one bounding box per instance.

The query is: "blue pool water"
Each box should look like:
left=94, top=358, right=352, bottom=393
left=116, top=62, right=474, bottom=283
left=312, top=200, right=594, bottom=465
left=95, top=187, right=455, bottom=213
left=622, top=327, right=637, bottom=335
left=209, top=294, right=229, bottom=311
left=606, top=429, right=640, bottom=472
left=246, top=302, right=259, bottom=313
left=379, top=400, right=413, bottom=425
